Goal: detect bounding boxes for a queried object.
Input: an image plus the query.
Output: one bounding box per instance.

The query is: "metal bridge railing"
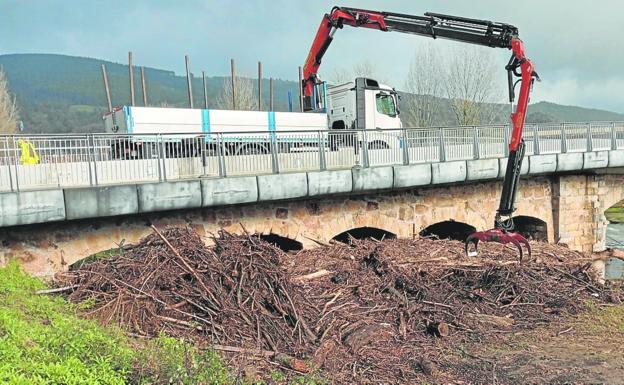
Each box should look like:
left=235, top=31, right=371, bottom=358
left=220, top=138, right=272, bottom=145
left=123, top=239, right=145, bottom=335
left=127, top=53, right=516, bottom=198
left=1, top=121, right=623, bottom=193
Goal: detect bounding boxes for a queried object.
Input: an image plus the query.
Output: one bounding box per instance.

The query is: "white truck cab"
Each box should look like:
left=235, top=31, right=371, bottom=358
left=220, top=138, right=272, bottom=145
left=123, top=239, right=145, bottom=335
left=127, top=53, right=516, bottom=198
left=327, top=77, right=402, bottom=131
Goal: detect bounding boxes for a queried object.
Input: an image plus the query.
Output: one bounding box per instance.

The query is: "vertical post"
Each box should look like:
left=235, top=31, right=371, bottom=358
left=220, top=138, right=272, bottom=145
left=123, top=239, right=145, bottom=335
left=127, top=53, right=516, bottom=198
left=269, top=78, right=274, bottom=111
left=560, top=123, right=568, bottom=153
left=230, top=59, right=237, bottom=110
left=318, top=130, right=327, bottom=170
left=586, top=122, right=593, bottom=152
left=438, top=128, right=446, bottom=162
left=533, top=124, right=540, bottom=155
left=503, top=124, right=510, bottom=157
left=361, top=130, right=370, bottom=167
left=128, top=52, right=135, bottom=106
left=185, top=55, right=194, bottom=108
left=101, top=64, right=113, bottom=112
left=12, top=136, right=20, bottom=191
left=298, top=66, right=304, bottom=112
left=140, top=66, right=148, bottom=106
left=611, top=122, right=617, bottom=150
left=202, top=71, right=208, bottom=109
left=472, top=126, right=480, bottom=160
left=217, top=134, right=227, bottom=177
left=4, top=136, right=14, bottom=191
left=257, top=61, right=262, bottom=111
left=401, top=128, right=410, bottom=165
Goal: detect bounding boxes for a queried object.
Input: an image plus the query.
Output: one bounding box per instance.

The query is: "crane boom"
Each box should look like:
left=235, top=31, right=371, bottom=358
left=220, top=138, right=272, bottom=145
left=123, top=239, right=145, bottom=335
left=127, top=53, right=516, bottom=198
left=303, top=6, right=540, bottom=259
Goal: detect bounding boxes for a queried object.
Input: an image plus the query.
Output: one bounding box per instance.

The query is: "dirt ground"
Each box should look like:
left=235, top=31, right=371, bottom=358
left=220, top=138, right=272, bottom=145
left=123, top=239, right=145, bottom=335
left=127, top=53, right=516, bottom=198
left=445, top=305, right=624, bottom=385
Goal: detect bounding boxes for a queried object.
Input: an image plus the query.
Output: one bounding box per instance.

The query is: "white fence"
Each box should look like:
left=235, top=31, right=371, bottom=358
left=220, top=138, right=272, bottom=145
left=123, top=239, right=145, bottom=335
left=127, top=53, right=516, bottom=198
left=1, top=122, right=623, bottom=192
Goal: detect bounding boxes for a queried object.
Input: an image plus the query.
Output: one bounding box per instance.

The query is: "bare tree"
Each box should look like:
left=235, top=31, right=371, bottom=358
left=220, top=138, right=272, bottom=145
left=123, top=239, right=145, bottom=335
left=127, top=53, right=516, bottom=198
left=215, top=76, right=256, bottom=110
left=444, top=45, right=503, bottom=126
left=0, top=67, right=19, bottom=134
left=403, top=43, right=444, bottom=127
left=328, top=59, right=383, bottom=85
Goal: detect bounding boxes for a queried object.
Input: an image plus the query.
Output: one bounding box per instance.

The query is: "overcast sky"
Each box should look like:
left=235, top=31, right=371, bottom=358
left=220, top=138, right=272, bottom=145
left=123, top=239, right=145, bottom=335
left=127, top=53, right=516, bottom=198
left=1, top=0, right=622, bottom=112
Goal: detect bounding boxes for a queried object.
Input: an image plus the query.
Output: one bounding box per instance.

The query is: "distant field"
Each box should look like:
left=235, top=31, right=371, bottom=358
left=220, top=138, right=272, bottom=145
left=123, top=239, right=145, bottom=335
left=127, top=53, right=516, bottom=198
left=606, top=202, right=624, bottom=223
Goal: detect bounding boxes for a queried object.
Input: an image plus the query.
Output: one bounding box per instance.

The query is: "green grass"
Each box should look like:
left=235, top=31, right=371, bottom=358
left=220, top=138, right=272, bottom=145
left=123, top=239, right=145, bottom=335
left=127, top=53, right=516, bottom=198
left=605, top=205, right=624, bottom=223
left=0, top=261, right=231, bottom=384
left=0, top=261, right=133, bottom=384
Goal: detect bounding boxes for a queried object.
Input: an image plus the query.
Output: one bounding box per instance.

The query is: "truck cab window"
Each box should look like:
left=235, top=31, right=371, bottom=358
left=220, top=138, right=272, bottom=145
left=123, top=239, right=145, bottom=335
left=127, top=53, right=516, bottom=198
left=376, top=94, right=397, bottom=117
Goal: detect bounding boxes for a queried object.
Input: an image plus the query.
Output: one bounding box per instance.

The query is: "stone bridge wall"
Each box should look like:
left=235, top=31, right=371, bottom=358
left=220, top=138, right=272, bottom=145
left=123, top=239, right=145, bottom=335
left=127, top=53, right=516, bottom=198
left=1, top=173, right=623, bottom=277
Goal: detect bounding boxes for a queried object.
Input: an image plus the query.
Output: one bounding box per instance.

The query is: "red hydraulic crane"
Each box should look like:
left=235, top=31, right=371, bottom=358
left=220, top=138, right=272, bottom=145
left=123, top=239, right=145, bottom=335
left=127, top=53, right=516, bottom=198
left=302, top=7, right=540, bottom=259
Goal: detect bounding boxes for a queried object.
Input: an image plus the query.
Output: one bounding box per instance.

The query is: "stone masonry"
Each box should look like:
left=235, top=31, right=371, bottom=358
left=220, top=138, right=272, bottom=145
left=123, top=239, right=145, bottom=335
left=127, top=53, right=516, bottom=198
left=1, top=174, right=622, bottom=277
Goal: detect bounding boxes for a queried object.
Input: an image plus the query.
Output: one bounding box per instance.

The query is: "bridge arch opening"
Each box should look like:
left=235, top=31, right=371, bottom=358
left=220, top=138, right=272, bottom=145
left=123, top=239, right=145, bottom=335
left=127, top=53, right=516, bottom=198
left=419, top=220, right=476, bottom=241
left=512, top=216, right=548, bottom=241
left=605, top=199, right=624, bottom=249
left=257, top=233, right=303, bottom=252
left=332, top=227, right=396, bottom=244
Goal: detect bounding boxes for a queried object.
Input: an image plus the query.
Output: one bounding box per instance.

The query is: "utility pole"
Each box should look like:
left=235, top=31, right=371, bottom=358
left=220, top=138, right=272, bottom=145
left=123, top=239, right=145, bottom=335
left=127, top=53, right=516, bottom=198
left=230, top=58, right=237, bottom=110
left=101, top=64, right=112, bottom=112
left=257, top=61, right=262, bottom=110
left=128, top=51, right=135, bottom=106
left=185, top=55, right=194, bottom=108
left=269, top=78, right=274, bottom=111
left=202, top=71, right=208, bottom=109
left=140, top=66, right=148, bottom=106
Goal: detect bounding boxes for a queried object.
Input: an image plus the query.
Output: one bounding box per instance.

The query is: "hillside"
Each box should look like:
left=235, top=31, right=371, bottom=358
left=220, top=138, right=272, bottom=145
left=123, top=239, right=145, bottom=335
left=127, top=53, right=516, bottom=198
left=1, top=53, right=623, bottom=133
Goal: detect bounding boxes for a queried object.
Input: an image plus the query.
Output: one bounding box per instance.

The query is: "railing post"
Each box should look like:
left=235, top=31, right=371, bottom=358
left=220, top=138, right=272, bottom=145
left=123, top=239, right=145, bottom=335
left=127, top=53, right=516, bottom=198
left=270, top=133, right=279, bottom=174
left=318, top=131, right=327, bottom=171
left=217, top=134, right=227, bottom=177
left=157, top=134, right=165, bottom=181
left=87, top=134, right=98, bottom=186
left=503, top=124, right=510, bottom=157
left=12, top=136, right=20, bottom=192
left=401, top=129, right=410, bottom=165
left=586, top=122, right=593, bottom=152
left=611, top=122, right=617, bottom=150
left=532, top=124, right=540, bottom=155
left=201, top=135, right=208, bottom=177
left=4, top=136, right=14, bottom=192
left=472, top=126, right=479, bottom=160
left=438, top=128, right=446, bottom=162
left=361, top=130, right=370, bottom=167
left=560, top=123, right=568, bottom=153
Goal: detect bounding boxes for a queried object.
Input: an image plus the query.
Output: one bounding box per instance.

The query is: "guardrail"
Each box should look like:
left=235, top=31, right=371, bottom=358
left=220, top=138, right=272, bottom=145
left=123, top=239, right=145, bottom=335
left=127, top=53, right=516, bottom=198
left=1, top=121, right=623, bottom=192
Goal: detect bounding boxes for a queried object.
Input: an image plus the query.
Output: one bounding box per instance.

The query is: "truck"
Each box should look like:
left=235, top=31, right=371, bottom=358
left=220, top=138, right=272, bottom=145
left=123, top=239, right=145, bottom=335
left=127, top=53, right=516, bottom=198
left=103, top=77, right=402, bottom=159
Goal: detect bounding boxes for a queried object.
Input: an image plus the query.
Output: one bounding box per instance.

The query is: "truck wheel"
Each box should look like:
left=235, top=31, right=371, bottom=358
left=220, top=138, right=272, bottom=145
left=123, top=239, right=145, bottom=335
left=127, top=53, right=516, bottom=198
left=368, top=140, right=389, bottom=150
left=235, top=143, right=269, bottom=156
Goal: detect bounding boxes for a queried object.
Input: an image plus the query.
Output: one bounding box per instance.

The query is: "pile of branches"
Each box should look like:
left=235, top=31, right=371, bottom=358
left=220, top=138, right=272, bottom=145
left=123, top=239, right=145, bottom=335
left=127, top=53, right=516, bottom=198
left=60, top=227, right=623, bottom=384
left=62, top=227, right=314, bottom=356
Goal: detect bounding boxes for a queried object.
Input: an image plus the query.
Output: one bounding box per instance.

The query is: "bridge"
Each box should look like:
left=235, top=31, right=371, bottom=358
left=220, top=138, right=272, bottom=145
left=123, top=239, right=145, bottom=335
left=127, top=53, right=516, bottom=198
left=1, top=121, right=623, bottom=276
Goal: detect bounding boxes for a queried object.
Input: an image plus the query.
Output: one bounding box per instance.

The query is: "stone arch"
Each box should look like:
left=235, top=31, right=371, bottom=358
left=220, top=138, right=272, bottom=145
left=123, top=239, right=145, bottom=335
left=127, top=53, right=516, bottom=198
left=419, top=220, right=476, bottom=241
left=512, top=215, right=548, bottom=241
left=332, top=227, right=397, bottom=244
left=257, top=233, right=303, bottom=252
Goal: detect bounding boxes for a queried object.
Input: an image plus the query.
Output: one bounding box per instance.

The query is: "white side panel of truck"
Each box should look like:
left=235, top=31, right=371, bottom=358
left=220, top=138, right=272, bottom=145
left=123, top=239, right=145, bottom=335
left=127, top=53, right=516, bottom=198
left=103, top=106, right=328, bottom=135
left=128, top=107, right=203, bottom=134
left=273, top=111, right=327, bottom=131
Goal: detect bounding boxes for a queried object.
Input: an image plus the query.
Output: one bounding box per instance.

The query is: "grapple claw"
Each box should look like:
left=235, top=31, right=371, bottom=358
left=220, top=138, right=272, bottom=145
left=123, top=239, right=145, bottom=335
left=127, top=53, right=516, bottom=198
left=464, top=228, right=531, bottom=261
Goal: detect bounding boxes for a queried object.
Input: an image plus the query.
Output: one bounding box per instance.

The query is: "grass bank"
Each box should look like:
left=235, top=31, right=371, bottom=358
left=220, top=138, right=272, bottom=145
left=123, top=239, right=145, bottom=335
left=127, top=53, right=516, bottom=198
left=0, top=261, right=230, bottom=385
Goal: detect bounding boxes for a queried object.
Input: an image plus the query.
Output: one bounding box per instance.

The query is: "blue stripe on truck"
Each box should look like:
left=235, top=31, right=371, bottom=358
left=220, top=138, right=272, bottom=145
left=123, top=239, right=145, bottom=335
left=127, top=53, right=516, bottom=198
left=268, top=111, right=276, bottom=131
left=201, top=109, right=211, bottom=142
left=124, top=106, right=134, bottom=134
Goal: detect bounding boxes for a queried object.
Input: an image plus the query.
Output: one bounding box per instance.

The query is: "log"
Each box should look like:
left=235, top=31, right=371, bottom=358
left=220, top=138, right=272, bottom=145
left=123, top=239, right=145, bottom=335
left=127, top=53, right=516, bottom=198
left=466, top=313, right=515, bottom=328
left=292, top=269, right=332, bottom=282
left=36, top=285, right=79, bottom=295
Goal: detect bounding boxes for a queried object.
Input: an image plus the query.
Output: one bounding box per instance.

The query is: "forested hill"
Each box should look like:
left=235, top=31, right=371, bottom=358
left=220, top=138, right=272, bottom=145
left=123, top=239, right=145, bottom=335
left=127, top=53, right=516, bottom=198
left=0, top=53, right=298, bottom=133
left=2, top=53, right=623, bottom=133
